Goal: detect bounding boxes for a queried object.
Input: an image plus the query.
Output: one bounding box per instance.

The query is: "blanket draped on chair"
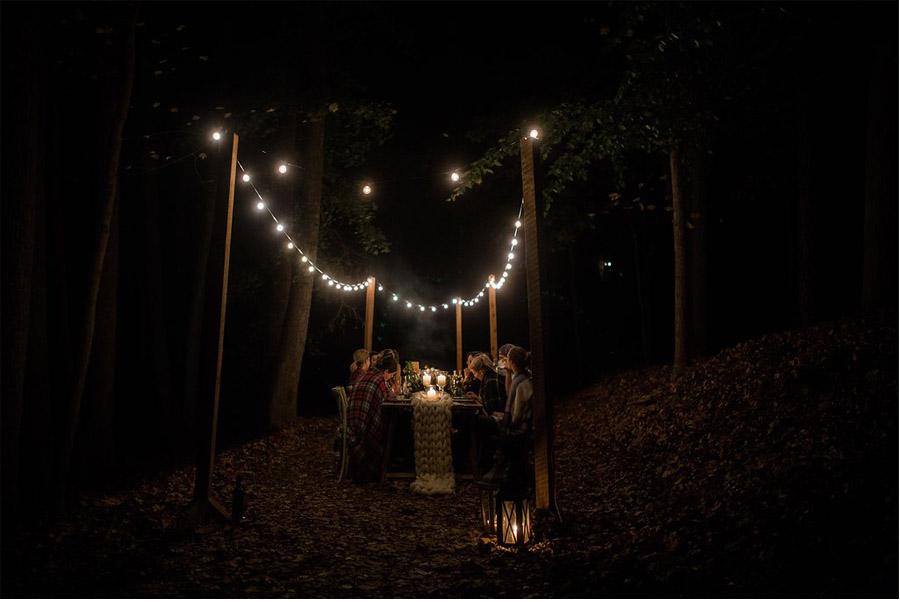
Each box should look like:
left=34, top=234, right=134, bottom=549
left=409, top=392, right=455, bottom=494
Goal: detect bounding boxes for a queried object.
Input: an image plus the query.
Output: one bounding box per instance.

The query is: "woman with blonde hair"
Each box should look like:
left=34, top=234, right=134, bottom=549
left=349, top=349, right=370, bottom=386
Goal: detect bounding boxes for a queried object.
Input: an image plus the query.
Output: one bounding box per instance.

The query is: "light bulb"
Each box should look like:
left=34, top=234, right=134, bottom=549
left=307, top=265, right=315, bottom=273
left=362, top=184, right=372, bottom=195
left=278, top=163, right=288, bottom=174
left=242, top=173, right=251, bottom=183
left=430, top=306, right=436, bottom=312
left=419, top=306, right=425, bottom=312
left=328, top=280, right=334, bottom=286
left=478, top=291, right=484, bottom=297
left=511, top=238, right=518, bottom=246
left=276, top=224, right=284, bottom=232
left=212, top=131, right=222, bottom=141
left=377, top=284, right=384, bottom=292
left=502, top=271, right=508, bottom=278
left=301, top=256, right=308, bottom=263
left=256, top=201, right=265, bottom=211
left=450, top=171, right=460, bottom=182
left=392, top=295, right=398, bottom=302
left=442, top=304, right=449, bottom=309
left=452, top=298, right=458, bottom=305
left=406, top=301, right=412, bottom=308
left=505, top=263, right=512, bottom=270
left=344, top=285, right=351, bottom=291
left=528, top=128, right=539, bottom=140
left=287, top=242, right=293, bottom=249
left=322, top=274, right=328, bottom=280
left=515, top=220, right=522, bottom=228
left=508, top=252, right=515, bottom=260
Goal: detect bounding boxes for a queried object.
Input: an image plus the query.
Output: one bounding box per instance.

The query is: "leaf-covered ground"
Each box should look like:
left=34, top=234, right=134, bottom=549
left=2, top=318, right=896, bottom=597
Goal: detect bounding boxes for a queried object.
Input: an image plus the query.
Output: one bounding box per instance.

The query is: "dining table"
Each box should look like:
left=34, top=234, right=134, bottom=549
left=380, top=395, right=486, bottom=482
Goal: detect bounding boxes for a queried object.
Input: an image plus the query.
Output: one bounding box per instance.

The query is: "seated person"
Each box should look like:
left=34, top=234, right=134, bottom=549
left=478, top=346, right=533, bottom=486
left=346, top=351, right=399, bottom=483
left=467, top=353, right=504, bottom=414
left=496, top=343, right=515, bottom=399
left=348, top=348, right=370, bottom=386
left=462, top=351, right=485, bottom=395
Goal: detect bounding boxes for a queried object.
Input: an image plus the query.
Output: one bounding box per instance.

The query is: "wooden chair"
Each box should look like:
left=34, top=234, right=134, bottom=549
left=331, top=386, right=350, bottom=481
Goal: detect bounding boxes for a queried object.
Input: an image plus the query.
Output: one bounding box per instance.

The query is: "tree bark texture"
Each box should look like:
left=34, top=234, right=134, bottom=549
left=57, top=6, right=137, bottom=509
left=670, top=145, right=688, bottom=376
left=269, top=117, right=325, bottom=428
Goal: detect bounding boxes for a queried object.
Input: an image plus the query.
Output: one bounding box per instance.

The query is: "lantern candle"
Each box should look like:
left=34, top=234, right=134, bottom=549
left=422, top=372, right=432, bottom=387
left=436, top=374, right=446, bottom=388
left=426, top=386, right=437, bottom=400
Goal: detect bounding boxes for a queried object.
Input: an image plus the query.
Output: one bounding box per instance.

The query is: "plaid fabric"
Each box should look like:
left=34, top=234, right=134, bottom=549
left=349, top=366, right=366, bottom=386
left=346, top=369, right=391, bottom=482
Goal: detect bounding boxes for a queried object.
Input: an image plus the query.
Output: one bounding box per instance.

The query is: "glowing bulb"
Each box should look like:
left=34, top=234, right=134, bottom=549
left=506, top=263, right=512, bottom=270
left=322, top=274, right=328, bottom=280
left=392, top=295, right=398, bottom=302
left=242, top=173, right=251, bottom=183
left=328, top=280, right=334, bottom=286
left=508, top=252, right=515, bottom=260
left=278, top=163, right=288, bottom=174
left=377, top=284, right=384, bottom=292
left=528, top=128, right=539, bottom=140
left=478, top=291, right=484, bottom=297
left=344, top=285, right=351, bottom=291
left=301, top=256, right=308, bottom=263
left=287, top=242, right=294, bottom=249
left=502, top=271, right=508, bottom=278
left=406, top=301, right=412, bottom=308
left=256, top=201, right=265, bottom=211
left=308, top=265, right=315, bottom=273
left=515, top=220, right=522, bottom=228
left=452, top=298, right=458, bottom=305
left=362, top=184, right=372, bottom=195
left=450, top=171, right=460, bottom=182
left=212, top=131, right=222, bottom=141
left=442, top=304, right=449, bottom=309
left=419, top=306, right=425, bottom=312
left=276, top=224, right=284, bottom=232
left=511, top=238, right=518, bottom=246
left=430, top=306, right=436, bottom=312
left=474, top=297, right=480, bottom=303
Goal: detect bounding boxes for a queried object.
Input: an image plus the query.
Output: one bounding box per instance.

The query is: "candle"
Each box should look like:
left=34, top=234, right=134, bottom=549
left=436, top=374, right=446, bottom=388
left=426, top=386, right=437, bottom=400
left=423, top=372, right=432, bottom=387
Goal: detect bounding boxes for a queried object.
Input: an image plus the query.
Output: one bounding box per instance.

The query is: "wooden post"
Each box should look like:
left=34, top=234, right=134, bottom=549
left=455, top=301, right=463, bottom=374
left=191, top=132, right=238, bottom=520
left=364, top=276, right=376, bottom=352
left=488, top=275, right=498, bottom=361
left=520, top=135, right=554, bottom=511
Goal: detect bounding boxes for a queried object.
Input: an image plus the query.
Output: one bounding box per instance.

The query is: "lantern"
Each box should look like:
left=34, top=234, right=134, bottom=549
left=495, top=487, right=532, bottom=547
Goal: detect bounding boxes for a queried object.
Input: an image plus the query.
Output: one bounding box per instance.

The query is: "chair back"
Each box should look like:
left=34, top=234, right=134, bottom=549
left=331, top=386, right=350, bottom=481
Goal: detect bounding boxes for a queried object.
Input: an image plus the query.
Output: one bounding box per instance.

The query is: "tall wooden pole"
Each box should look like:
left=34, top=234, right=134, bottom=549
left=191, top=132, right=238, bottom=519
left=455, top=302, right=463, bottom=373
left=364, top=276, right=376, bottom=352
left=520, top=135, right=554, bottom=511
left=488, top=275, right=498, bottom=361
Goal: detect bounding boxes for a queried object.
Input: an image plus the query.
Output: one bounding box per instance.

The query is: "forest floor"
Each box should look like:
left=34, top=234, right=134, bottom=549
left=2, top=318, right=897, bottom=597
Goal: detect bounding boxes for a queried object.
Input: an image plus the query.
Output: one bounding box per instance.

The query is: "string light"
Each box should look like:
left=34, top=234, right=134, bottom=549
left=508, top=252, right=515, bottom=260
left=238, top=154, right=524, bottom=317
left=528, top=128, right=539, bottom=140
left=362, top=184, right=372, bottom=195
left=511, top=238, right=518, bottom=246
left=515, top=220, right=522, bottom=228
left=450, top=171, right=460, bottom=182
left=212, top=130, right=223, bottom=141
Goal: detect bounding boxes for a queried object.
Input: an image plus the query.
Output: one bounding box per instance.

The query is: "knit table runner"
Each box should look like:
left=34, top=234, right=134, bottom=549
left=409, top=392, right=455, bottom=494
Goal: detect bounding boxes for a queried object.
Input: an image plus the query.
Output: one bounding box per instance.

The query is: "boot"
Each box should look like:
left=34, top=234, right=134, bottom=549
left=476, top=449, right=508, bottom=487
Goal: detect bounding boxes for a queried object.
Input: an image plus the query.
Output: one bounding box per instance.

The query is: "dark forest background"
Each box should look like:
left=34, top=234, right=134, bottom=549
left=1, top=1, right=896, bottom=526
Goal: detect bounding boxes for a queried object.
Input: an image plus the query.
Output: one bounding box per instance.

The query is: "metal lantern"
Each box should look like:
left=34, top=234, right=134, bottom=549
left=479, top=487, right=496, bottom=534
left=495, top=488, right=532, bottom=547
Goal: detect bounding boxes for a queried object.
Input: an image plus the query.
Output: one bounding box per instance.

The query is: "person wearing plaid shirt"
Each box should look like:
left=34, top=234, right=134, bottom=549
left=347, top=350, right=399, bottom=483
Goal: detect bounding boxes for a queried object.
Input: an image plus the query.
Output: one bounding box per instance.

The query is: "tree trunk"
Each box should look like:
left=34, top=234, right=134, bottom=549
left=687, top=145, right=708, bottom=356
left=57, top=6, right=137, bottom=510
left=861, top=50, right=898, bottom=317
left=796, top=93, right=814, bottom=328
left=183, top=161, right=220, bottom=444
left=670, top=145, right=688, bottom=376
left=1, top=15, right=42, bottom=521
left=628, top=213, right=652, bottom=364
left=269, top=117, right=325, bottom=428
